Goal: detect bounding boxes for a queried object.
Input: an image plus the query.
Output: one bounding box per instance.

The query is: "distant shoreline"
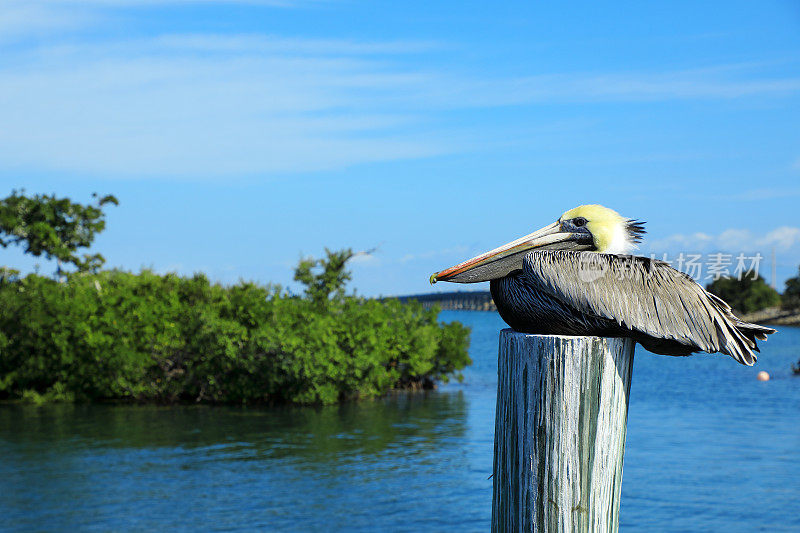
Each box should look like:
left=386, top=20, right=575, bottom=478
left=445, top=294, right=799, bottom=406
left=739, top=307, right=800, bottom=327
left=392, top=291, right=496, bottom=311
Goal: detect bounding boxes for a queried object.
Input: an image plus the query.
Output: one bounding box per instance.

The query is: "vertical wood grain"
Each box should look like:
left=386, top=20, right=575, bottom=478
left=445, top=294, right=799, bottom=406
left=491, top=330, right=635, bottom=533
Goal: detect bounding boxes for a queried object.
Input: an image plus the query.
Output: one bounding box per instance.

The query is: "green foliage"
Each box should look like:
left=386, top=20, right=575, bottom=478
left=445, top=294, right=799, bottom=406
left=294, top=248, right=357, bottom=305
left=0, top=190, right=118, bottom=274
left=0, top=267, right=471, bottom=405
left=782, top=267, right=800, bottom=311
left=0, top=191, right=470, bottom=405
left=706, top=274, right=781, bottom=314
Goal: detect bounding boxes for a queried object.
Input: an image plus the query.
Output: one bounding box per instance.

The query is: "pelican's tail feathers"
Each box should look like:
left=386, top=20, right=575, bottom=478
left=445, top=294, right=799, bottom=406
left=734, top=320, right=777, bottom=343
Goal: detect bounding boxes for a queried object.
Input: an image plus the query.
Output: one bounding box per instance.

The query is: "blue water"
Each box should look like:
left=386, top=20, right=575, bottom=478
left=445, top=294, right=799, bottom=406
left=1, top=311, right=799, bottom=531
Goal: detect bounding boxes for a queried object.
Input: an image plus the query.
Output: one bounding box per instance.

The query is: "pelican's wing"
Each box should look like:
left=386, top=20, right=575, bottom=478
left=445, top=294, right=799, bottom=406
left=522, top=251, right=775, bottom=365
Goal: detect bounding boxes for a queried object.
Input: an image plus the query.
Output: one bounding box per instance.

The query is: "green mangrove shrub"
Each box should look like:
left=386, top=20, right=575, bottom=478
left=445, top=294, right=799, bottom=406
left=705, top=274, right=780, bottom=314
left=0, top=254, right=471, bottom=405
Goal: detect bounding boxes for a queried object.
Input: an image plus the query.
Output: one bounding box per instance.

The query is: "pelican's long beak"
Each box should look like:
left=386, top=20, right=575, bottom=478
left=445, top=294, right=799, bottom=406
left=429, top=222, right=593, bottom=284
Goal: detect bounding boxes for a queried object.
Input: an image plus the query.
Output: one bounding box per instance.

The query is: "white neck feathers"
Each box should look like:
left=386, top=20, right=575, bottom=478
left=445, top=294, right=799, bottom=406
left=603, top=222, right=635, bottom=255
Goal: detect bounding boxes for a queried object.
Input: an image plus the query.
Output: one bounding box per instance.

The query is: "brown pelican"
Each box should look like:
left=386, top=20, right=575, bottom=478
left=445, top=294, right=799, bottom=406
left=429, top=205, right=775, bottom=365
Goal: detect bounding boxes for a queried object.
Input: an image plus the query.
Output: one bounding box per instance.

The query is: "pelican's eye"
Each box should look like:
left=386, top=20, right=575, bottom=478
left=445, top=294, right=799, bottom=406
left=573, top=217, right=587, bottom=227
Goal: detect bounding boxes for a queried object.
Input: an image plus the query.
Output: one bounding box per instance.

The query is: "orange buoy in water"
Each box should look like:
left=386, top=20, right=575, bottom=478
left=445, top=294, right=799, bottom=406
left=757, top=371, right=770, bottom=381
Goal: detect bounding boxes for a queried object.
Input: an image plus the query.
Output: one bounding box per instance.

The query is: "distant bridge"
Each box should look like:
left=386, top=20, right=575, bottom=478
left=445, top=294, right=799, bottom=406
left=391, top=291, right=496, bottom=311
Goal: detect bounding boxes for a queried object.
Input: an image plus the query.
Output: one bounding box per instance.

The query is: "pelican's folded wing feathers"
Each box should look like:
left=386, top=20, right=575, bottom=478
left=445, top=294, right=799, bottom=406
left=521, top=251, right=775, bottom=365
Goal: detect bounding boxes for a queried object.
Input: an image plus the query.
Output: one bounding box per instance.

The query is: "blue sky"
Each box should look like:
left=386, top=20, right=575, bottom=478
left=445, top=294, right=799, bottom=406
left=1, top=0, right=800, bottom=296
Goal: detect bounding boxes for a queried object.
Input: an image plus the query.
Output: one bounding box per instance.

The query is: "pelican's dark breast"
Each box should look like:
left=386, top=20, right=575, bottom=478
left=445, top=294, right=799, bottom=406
left=489, top=273, right=620, bottom=337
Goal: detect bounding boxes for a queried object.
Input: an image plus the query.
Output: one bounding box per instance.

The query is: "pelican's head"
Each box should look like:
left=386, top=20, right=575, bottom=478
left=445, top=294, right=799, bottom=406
left=559, top=204, right=645, bottom=255
left=430, top=204, right=645, bottom=284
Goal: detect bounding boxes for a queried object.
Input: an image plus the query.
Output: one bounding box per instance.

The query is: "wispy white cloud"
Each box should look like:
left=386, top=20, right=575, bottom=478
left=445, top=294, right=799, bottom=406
left=43, top=0, right=300, bottom=4
left=647, top=232, right=714, bottom=251
left=0, top=36, right=456, bottom=177
left=8, top=0, right=302, bottom=12
left=647, top=226, right=800, bottom=253
left=0, top=3, right=95, bottom=42
left=760, top=227, right=800, bottom=249
left=436, top=70, right=800, bottom=107
left=1, top=1, right=800, bottom=178
left=0, top=1, right=313, bottom=43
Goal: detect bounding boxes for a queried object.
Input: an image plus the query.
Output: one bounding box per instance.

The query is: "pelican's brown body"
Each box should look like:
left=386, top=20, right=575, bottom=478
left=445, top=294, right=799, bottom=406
left=431, top=205, right=776, bottom=365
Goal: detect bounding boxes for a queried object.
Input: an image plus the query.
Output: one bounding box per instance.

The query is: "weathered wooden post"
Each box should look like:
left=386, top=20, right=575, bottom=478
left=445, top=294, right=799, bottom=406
left=492, top=330, right=635, bottom=533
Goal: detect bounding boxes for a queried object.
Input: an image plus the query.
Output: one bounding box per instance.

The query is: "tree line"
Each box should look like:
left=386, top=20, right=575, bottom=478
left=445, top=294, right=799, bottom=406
left=705, top=272, right=800, bottom=315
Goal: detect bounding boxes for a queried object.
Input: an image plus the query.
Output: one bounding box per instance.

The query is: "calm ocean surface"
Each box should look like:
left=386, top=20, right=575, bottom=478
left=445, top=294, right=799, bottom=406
left=2, top=310, right=799, bottom=532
